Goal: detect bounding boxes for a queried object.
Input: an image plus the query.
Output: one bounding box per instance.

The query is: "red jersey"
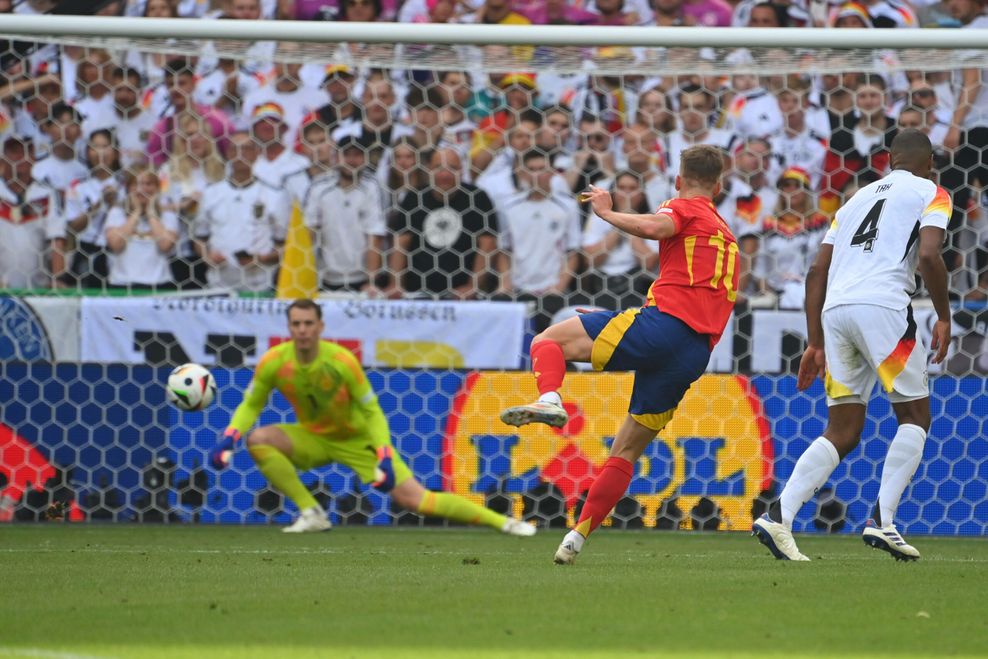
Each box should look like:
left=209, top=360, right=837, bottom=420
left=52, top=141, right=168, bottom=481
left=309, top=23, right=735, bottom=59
left=645, top=196, right=739, bottom=347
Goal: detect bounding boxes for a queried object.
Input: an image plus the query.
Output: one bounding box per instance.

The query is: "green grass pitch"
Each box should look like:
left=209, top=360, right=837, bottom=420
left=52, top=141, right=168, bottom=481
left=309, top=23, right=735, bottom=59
left=1, top=526, right=985, bottom=658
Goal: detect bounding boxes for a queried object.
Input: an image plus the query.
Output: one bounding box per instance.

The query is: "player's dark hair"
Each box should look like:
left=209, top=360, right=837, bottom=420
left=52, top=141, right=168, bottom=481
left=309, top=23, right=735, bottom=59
left=679, top=144, right=724, bottom=186
left=890, top=128, right=933, bottom=171
left=287, top=298, right=323, bottom=320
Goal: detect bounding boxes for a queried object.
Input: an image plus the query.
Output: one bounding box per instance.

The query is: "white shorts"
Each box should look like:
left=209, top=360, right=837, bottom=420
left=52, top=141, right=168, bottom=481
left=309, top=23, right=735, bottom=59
left=822, top=304, right=929, bottom=406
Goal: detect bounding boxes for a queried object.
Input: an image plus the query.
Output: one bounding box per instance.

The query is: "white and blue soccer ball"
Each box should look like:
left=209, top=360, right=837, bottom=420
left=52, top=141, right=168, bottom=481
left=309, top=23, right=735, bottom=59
left=165, top=363, right=217, bottom=412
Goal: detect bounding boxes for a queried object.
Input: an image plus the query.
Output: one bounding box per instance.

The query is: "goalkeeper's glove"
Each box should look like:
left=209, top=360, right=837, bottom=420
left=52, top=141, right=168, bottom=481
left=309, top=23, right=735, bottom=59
left=370, top=445, right=396, bottom=492
left=210, top=428, right=241, bottom=469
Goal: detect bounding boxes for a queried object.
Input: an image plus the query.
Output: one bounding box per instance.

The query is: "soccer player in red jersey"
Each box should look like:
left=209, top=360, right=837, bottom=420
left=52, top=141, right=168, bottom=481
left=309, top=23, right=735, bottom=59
left=500, top=144, right=739, bottom=564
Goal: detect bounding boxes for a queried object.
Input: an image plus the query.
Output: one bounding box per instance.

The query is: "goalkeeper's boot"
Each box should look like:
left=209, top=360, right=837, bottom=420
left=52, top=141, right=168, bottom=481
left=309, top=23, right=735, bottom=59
left=282, top=506, right=332, bottom=533
left=501, top=518, right=537, bottom=537
left=862, top=520, right=920, bottom=561
left=752, top=513, right=810, bottom=561
left=553, top=537, right=581, bottom=565
left=500, top=400, right=568, bottom=428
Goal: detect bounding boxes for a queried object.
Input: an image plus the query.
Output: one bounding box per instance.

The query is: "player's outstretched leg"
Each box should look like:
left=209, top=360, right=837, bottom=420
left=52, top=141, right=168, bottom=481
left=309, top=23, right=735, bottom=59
left=249, top=442, right=332, bottom=533
left=389, top=479, right=536, bottom=537
left=501, top=317, right=594, bottom=429
left=501, top=339, right=569, bottom=428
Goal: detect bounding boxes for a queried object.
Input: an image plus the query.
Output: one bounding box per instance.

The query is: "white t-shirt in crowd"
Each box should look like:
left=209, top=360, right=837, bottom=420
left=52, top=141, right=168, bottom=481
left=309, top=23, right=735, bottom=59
left=498, top=193, right=582, bottom=293
left=62, top=175, right=125, bottom=245
left=0, top=180, right=59, bottom=288
left=104, top=206, right=180, bottom=286
left=253, top=148, right=310, bottom=188
left=32, top=154, right=88, bottom=197
left=304, top=171, right=387, bottom=287
left=195, top=178, right=290, bottom=292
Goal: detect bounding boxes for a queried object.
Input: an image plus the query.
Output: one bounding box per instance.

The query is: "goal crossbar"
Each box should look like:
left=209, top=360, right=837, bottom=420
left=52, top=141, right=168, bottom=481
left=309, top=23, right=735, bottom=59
left=2, top=14, right=986, bottom=50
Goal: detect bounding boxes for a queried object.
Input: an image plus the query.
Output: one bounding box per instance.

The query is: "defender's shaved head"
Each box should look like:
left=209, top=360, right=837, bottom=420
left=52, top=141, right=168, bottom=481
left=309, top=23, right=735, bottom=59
left=890, top=128, right=934, bottom=176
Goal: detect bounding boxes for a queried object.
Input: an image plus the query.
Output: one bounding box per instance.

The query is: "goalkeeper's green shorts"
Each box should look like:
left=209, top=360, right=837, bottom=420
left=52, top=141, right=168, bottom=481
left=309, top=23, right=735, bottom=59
left=276, top=423, right=414, bottom=487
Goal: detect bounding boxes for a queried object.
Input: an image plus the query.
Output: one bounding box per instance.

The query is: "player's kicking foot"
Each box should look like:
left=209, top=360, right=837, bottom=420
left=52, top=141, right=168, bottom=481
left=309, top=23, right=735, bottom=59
left=282, top=506, right=332, bottom=533
left=501, top=518, right=537, bottom=537
left=752, top=513, right=810, bottom=561
left=500, top=401, right=568, bottom=428
left=862, top=520, right=920, bottom=561
left=553, top=538, right=580, bottom=565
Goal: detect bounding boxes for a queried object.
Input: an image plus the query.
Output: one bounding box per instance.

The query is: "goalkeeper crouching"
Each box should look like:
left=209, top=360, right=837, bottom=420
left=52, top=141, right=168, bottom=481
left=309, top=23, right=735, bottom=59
left=210, top=298, right=535, bottom=536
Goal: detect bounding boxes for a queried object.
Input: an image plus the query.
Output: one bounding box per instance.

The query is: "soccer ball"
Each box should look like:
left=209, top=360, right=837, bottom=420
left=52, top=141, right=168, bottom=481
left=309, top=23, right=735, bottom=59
left=166, top=363, right=217, bottom=412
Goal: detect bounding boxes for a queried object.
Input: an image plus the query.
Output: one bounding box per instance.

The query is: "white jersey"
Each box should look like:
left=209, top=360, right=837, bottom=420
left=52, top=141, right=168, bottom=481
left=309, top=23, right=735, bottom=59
left=724, top=88, right=784, bottom=142
left=31, top=155, right=88, bottom=198
left=104, top=206, right=180, bottom=286
left=955, top=15, right=988, bottom=130
left=823, top=169, right=951, bottom=311
left=63, top=175, right=125, bottom=246
left=253, top=148, right=309, bottom=189
left=499, top=193, right=582, bottom=293
left=774, top=130, right=827, bottom=190
left=195, top=178, right=290, bottom=292
left=303, top=171, right=387, bottom=287
left=0, top=180, right=59, bottom=288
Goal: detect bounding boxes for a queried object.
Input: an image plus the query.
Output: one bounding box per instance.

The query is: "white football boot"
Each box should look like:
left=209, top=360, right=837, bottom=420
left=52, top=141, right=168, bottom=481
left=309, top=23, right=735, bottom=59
left=282, top=506, right=332, bottom=533
left=752, top=514, right=810, bottom=561
left=862, top=520, right=920, bottom=561
left=501, top=518, right=537, bottom=537
left=500, top=401, right=568, bottom=428
left=553, top=538, right=581, bottom=565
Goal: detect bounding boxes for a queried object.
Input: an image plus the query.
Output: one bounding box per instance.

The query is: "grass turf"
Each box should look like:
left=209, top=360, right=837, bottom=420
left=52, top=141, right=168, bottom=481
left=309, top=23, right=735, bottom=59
left=0, top=526, right=985, bottom=659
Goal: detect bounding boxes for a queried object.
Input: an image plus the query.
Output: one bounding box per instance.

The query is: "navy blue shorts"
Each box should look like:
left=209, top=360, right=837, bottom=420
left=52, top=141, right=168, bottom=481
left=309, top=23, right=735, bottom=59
left=580, top=306, right=711, bottom=430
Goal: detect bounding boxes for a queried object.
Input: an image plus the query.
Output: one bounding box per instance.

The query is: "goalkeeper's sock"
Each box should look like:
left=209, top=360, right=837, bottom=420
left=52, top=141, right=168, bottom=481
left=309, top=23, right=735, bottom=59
left=531, top=340, right=565, bottom=399
left=779, top=436, right=840, bottom=529
left=878, top=424, right=926, bottom=527
left=573, top=456, right=634, bottom=539
left=249, top=443, right=319, bottom=512
left=417, top=491, right=507, bottom=530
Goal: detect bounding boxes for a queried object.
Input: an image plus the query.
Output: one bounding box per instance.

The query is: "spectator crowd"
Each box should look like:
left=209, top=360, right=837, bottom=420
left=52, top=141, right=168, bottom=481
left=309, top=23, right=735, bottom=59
left=0, top=0, right=986, bottom=325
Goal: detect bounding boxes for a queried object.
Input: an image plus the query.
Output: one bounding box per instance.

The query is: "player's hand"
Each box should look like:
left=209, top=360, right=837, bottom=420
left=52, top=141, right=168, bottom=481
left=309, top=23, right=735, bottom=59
left=585, top=185, right=612, bottom=217
left=930, top=319, right=951, bottom=364
left=210, top=428, right=241, bottom=469
left=797, top=344, right=826, bottom=391
left=371, top=445, right=396, bottom=492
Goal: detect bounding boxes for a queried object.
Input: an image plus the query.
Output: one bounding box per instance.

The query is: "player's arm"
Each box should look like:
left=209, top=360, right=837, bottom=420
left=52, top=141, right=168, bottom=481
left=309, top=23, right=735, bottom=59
left=585, top=185, right=678, bottom=241
left=797, top=241, right=833, bottom=391
left=210, top=357, right=276, bottom=468
left=917, top=226, right=951, bottom=364
left=336, top=350, right=391, bottom=449
left=336, top=350, right=399, bottom=490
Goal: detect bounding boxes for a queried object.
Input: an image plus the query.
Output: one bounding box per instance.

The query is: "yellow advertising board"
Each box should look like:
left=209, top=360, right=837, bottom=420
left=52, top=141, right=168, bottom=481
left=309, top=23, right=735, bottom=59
left=443, top=372, right=772, bottom=530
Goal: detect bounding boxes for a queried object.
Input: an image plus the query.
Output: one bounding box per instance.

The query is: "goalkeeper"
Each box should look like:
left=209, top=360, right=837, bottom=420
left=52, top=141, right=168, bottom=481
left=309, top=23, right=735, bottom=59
left=211, top=298, right=535, bottom=536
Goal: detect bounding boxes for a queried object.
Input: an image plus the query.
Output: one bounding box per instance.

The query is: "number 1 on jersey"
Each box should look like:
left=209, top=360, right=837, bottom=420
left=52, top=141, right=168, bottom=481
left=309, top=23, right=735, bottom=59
left=695, top=231, right=739, bottom=302
left=851, top=198, right=886, bottom=253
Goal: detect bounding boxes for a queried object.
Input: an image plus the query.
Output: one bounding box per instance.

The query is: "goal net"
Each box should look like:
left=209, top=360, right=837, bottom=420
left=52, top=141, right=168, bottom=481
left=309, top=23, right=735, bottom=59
left=0, top=18, right=985, bottom=534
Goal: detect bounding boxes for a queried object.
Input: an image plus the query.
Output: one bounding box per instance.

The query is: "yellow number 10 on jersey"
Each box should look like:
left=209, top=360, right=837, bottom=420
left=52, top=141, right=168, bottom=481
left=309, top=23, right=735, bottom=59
left=684, top=231, right=740, bottom=302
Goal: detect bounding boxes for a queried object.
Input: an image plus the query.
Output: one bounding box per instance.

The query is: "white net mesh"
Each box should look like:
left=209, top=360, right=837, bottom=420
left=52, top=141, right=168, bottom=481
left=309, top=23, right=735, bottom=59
left=0, top=22, right=986, bottom=534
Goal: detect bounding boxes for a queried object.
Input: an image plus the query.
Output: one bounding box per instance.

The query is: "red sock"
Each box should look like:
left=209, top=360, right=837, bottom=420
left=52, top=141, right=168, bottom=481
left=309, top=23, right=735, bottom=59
left=574, top=457, right=635, bottom=537
left=530, top=340, right=566, bottom=396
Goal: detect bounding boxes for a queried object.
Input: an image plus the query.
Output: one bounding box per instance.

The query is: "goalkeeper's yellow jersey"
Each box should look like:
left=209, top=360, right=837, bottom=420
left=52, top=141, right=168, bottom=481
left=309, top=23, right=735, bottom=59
left=227, top=340, right=390, bottom=444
